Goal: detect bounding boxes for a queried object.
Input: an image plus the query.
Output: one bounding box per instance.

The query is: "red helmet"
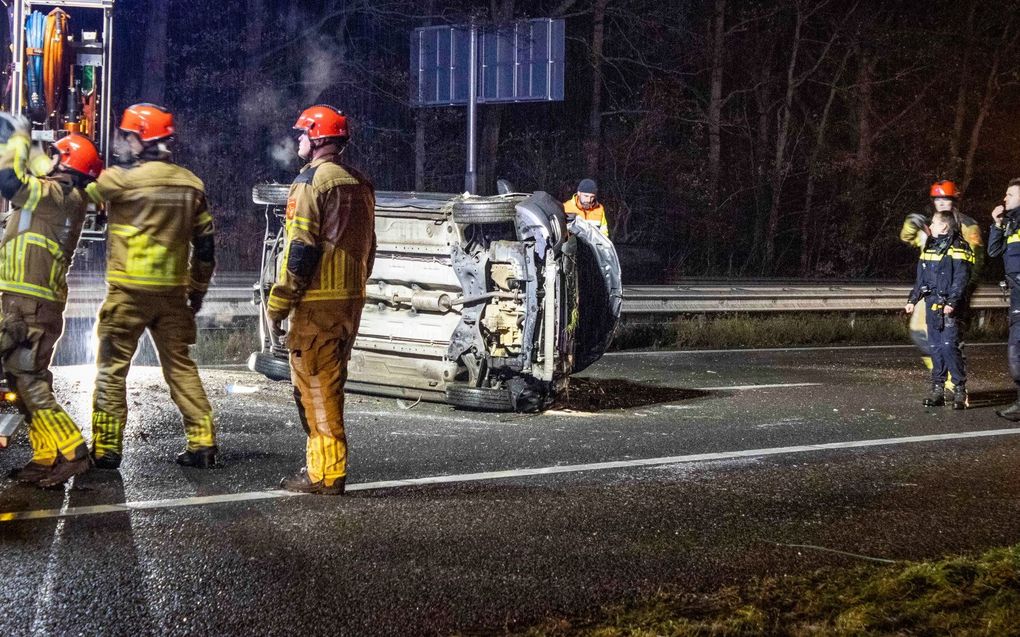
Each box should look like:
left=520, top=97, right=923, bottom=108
left=293, top=105, right=348, bottom=140
left=119, top=103, right=175, bottom=142
left=930, top=180, right=959, bottom=198
left=53, top=134, right=103, bottom=179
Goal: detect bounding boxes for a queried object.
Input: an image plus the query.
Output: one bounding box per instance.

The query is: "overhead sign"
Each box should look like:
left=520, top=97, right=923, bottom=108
left=412, top=19, right=565, bottom=106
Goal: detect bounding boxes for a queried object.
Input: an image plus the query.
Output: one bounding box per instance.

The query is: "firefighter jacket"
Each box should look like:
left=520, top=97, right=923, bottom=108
left=563, top=195, right=610, bottom=238
left=900, top=210, right=984, bottom=282
left=267, top=152, right=376, bottom=323
left=88, top=160, right=215, bottom=295
left=907, top=233, right=974, bottom=309
left=988, top=206, right=1020, bottom=278
left=0, top=132, right=88, bottom=305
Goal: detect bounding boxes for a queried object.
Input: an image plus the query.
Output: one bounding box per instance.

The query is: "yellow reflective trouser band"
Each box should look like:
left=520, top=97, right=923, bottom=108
left=184, top=413, right=215, bottom=451
left=306, top=433, right=346, bottom=485
left=31, top=408, right=85, bottom=461
left=28, top=424, right=57, bottom=464
left=92, top=410, right=125, bottom=456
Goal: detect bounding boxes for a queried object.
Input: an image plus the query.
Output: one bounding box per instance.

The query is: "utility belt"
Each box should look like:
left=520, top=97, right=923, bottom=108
left=917, top=286, right=949, bottom=329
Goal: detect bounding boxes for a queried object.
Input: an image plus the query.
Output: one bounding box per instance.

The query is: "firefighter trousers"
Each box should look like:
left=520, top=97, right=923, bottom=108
left=92, top=287, right=214, bottom=458
left=926, top=303, right=966, bottom=388
left=288, top=300, right=363, bottom=486
left=1, top=294, right=87, bottom=464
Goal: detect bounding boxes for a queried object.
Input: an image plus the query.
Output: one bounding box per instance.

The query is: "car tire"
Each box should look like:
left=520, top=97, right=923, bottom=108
left=249, top=351, right=291, bottom=381
left=252, top=183, right=290, bottom=206
left=445, top=383, right=514, bottom=412
left=451, top=199, right=517, bottom=224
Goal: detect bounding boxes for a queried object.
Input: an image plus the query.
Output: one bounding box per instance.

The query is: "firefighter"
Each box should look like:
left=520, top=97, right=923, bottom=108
left=904, top=210, right=973, bottom=409
left=988, top=178, right=1020, bottom=420
left=900, top=180, right=983, bottom=393
left=88, top=103, right=218, bottom=469
left=563, top=178, right=610, bottom=238
left=0, top=114, right=102, bottom=486
left=269, top=105, right=375, bottom=494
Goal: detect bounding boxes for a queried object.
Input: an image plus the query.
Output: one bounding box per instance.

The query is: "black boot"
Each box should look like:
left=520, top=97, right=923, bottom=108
left=176, top=445, right=217, bottom=468
left=280, top=469, right=345, bottom=495
left=923, top=383, right=945, bottom=407
left=38, top=454, right=93, bottom=488
left=9, top=461, right=53, bottom=483
left=996, top=390, right=1020, bottom=421
left=953, top=386, right=969, bottom=410
left=90, top=449, right=122, bottom=470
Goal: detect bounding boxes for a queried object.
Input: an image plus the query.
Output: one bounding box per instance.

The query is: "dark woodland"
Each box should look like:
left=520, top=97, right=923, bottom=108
left=114, top=0, right=1020, bottom=282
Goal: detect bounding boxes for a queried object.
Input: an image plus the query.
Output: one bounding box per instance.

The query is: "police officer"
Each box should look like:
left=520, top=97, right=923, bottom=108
left=269, top=105, right=375, bottom=494
left=88, top=103, right=218, bottom=468
left=988, top=178, right=1020, bottom=420
left=563, top=178, right=610, bottom=238
left=0, top=115, right=103, bottom=486
left=905, top=210, right=974, bottom=409
left=900, top=180, right=983, bottom=388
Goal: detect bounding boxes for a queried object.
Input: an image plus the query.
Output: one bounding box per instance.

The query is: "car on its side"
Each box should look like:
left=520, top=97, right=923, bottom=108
left=248, top=183, right=622, bottom=412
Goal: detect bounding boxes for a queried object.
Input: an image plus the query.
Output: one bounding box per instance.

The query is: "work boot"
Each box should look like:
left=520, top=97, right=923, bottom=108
left=9, top=461, right=53, bottom=483
left=176, top=446, right=217, bottom=468
left=922, top=383, right=945, bottom=407
left=996, top=391, right=1020, bottom=421
left=279, top=469, right=345, bottom=495
left=91, top=449, right=122, bottom=470
left=953, top=386, right=969, bottom=411
left=37, top=455, right=93, bottom=488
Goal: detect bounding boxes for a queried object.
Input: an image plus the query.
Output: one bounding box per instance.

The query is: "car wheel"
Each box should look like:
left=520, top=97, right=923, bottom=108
left=252, top=183, right=290, bottom=206
left=445, top=383, right=515, bottom=412
left=451, top=199, right=517, bottom=224
left=249, top=351, right=291, bottom=381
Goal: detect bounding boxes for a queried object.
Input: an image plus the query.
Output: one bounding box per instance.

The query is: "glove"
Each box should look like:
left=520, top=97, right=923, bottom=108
left=0, top=113, right=30, bottom=142
left=905, top=213, right=927, bottom=231
left=187, top=289, right=205, bottom=316
left=270, top=317, right=286, bottom=339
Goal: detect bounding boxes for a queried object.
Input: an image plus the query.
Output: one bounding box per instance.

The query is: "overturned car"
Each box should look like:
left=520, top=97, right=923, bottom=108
left=248, top=183, right=622, bottom=412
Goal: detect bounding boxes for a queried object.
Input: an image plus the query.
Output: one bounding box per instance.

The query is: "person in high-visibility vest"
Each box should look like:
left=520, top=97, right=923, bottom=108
left=270, top=105, right=376, bottom=494
left=0, top=114, right=102, bottom=487
left=563, top=178, right=610, bottom=238
left=899, top=180, right=983, bottom=396
left=88, top=103, right=218, bottom=470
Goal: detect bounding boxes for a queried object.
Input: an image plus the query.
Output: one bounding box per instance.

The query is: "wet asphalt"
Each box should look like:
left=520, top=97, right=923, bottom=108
left=3, top=344, right=1020, bottom=635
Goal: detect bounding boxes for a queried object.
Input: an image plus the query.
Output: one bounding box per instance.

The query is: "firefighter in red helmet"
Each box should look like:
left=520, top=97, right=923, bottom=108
left=900, top=180, right=983, bottom=402
left=0, top=114, right=103, bottom=486
left=88, top=103, right=219, bottom=470
left=269, top=105, right=376, bottom=494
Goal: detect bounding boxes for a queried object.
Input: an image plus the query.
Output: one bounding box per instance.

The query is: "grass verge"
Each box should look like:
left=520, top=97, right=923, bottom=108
left=523, top=544, right=1020, bottom=636
left=611, top=311, right=1008, bottom=351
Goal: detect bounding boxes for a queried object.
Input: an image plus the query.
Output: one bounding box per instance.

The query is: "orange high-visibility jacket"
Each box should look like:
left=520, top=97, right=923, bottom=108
left=563, top=195, right=610, bottom=238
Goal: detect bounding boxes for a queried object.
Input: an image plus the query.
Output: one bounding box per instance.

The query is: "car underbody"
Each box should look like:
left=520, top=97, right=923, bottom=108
left=248, top=184, right=622, bottom=412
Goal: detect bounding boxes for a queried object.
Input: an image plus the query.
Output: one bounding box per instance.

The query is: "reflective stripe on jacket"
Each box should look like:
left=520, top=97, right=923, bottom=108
left=563, top=195, right=609, bottom=238
left=90, top=160, right=215, bottom=294
left=0, top=132, right=87, bottom=304
left=267, top=153, right=376, bottom=320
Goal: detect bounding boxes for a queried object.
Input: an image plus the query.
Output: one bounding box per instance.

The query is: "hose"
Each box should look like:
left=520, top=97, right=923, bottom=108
left=43, top=9, right=68, bottom=125
left=25, top=11, right=44, bottom=115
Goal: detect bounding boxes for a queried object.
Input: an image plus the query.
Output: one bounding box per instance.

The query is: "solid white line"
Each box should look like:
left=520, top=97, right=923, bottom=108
left=4, top=426, right=1020, bottom=523
left=604, top=342, right=1006, bottom=356
left=695, top=382, right=822, bottom=391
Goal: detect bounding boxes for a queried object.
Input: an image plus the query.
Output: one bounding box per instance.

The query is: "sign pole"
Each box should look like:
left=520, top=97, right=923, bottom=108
left=464, top=20, right=478, bottom=195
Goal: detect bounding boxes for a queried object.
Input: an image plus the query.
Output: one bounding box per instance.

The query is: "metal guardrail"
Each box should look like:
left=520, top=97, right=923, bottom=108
left=621, top=284, right=1008, bottom=314
left=59, top=275, right=1011, bottom=320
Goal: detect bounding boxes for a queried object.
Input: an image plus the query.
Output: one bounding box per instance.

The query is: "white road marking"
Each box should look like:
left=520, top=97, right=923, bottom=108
left=603, top=342, right=1006, bottom=356
left=696, top=382, right=822, bottom=391
left=4, top=426, right=1020, bottom=523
